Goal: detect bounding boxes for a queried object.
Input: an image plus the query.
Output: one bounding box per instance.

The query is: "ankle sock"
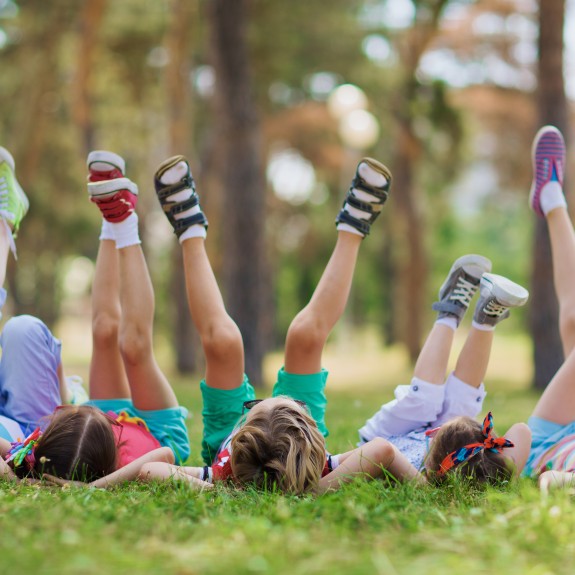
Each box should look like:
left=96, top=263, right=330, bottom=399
left=472, top=319, right=496, bottom=332
left=435, top=316, right=458, bottom=331
left=337, top=162, right=387, bottom=237
left=540, top=181, right=567, bottom=216
left=160, top=161, right=207, bottom=241
left=113, top=213, right=141, bottom=249
left=99, top=219, right=115, bottom=242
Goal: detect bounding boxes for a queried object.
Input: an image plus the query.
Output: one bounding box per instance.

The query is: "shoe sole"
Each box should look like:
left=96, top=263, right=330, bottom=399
left=529, top=126, right=565, bottom=217
left=449, top=254, right=492, bottom=281
left=0, top=146, right=29, bottom=225
left=88, top=177, right=138, bottom=198
left=359, top=157, right=392, bottom=186
left=87, top=150, right=126, bottom=174
left=155, top=155, right=188, bottom=182
left=481, top=273, right=529, bottom=308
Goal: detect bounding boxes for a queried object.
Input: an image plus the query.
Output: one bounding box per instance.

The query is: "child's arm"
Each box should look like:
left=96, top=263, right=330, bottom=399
left=318, top=438, right=421, bottom=494
left=137, top=462, right=214, bottom=490
left=502, top=422, right=532, bottom=476
left=539, top=470, right=575, bottom=493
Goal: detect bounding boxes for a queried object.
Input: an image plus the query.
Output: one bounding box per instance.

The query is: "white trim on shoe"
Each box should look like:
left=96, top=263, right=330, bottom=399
left=88, top=177, right=139, bottom=199
left=87, top=150, right=126, bottom=174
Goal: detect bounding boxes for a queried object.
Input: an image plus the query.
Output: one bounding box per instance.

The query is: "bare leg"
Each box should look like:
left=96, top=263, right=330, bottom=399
left=89, top=239, right=130, bottom=399
left=452, top=327, right=494, bottom=389
left=284, top=231, right=361, bottom=374
left=531, top=207, right=575, bottom=423
left=412, top=324, right=455, bottom=385
left=0, top=222, right=10, bottom=288
left=117, top=245, right=178, bottom=409
left=181, top=238, right=244, bottom=390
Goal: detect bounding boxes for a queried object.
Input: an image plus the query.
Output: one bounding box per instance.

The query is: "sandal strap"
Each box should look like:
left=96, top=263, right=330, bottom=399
left=345, top=194, right=384, bottom=216
left=161, top=194, right=199, bottom=216
left=335, top=210, right=372, bottom=236
left=350, top=175, right=390, bottom=203
left=171, top=212, right=209, bottom=237
left=155, top=174, right=195, bottom=203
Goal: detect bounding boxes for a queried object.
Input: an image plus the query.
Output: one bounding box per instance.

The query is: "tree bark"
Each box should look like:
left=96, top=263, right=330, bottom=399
left=531, top=0, right=568, bottom=389
left=207, top=0, right=266, bottom=387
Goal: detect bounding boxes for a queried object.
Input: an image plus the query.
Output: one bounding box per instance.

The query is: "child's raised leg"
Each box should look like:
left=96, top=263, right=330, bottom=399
left=88, top=153, right=177, bottom=410
left=528, top=127, right=575, bottom=424
left=154, top=157, right=248, bottom=463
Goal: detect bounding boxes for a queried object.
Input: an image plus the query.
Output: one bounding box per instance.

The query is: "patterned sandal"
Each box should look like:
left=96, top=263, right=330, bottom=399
left=154, top=155, right=208, bottom=238
left=335, top=157, right=392, bottom=236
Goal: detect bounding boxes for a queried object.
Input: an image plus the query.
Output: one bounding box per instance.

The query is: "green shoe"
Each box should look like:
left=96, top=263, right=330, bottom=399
left=0, top=147, right=29, bottom=236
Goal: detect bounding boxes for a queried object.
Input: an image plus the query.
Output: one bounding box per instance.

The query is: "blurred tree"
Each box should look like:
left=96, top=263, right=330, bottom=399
left=207, top=0, right=267, bottom=387
left=530, top=0, right=568, bottom=389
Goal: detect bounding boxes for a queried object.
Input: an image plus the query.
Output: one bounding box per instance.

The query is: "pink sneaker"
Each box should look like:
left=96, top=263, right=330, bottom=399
left=88, top=178, right=139, bottom=223
left=87, top=150, right=126, bottom=182
left=530, top=126, right=566, bottom=217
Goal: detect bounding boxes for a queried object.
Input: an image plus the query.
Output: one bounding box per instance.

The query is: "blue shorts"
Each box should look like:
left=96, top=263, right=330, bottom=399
left=86, top=398, right=190, bottom=464
left=0, top=307, right=62, bottom=437
left=523, top=416, right=575, bottom=477
left=200, top=367, right=329, bottom=465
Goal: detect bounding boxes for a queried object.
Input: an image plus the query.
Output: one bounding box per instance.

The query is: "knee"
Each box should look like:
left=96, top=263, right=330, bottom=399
left=285, top=314, right=326, bottom=356
left=202, top=322, right=243, bottom=364
left=2, top=315, right=49, bottom=347
left=92, top=312, right=119, bottom=349
left=369, top=437, right=395, bottom=466
left=559, top=308, right=575, bottom=344
left=119, top=325, right=152, bottom=366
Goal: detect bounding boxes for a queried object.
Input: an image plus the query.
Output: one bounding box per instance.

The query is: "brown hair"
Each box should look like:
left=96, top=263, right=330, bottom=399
left=230, top=401, right=326, bottom=495
left=17, top=405, right=118, bottom=482
left=425, top=416, right=512, bottom=484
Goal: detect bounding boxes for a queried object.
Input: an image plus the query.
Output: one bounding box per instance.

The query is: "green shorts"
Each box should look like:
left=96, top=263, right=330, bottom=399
left=200, top=368, right=329, bottom=465
left=87, top=399, right=190, bottom=464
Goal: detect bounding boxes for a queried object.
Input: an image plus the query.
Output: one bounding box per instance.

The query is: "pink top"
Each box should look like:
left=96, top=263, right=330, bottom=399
left=109, top=411, right=161, bottom=468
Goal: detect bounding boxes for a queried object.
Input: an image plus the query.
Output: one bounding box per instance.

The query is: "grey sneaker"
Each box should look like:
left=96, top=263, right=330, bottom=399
left=473, top=273, right=529, bottom=327
left=432, top=255, right=492, bottom=325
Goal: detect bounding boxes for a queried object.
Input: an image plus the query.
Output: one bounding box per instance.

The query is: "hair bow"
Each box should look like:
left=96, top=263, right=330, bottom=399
left=4, top=427, right=42, bottom=470
left=436, top=412, right=514, bottom=478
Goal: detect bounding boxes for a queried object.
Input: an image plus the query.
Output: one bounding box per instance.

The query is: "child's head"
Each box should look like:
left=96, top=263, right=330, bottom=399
left=23, top=405, right=118, bottom=481
left=230, top=397, right=326, bottom=495
left=425, top=413, right=513, bottom=484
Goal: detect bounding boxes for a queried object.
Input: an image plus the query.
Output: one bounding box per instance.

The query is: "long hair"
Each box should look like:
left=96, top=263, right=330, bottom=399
left=18, top=405, right=118, bottom=482
left=425, top=416, right=512, bottom=484
left=230, top=401, right=326, bottom=495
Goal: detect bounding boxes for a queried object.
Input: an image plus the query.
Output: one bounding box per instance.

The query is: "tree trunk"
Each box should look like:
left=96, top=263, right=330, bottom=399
left=164, top=0, right=201, bottom=374
left=207, top=0, right=266, bottom=387
left=531, top=0, right=568, bottom=389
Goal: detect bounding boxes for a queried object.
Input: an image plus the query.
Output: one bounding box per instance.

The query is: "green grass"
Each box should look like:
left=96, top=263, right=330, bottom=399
left=1, top=333, right=572, bottom=575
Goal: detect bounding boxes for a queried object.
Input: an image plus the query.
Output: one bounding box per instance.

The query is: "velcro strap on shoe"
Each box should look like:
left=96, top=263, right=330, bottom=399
left=172, top=212, right=209, bottom=237
left=335, top=210, right=371, bottom=236
left=431, top=300, right=465, bottom=317
left=350, top=175, right=390, bottom=202
left=345, top=195, right=383, bottom=218
left=162, top=194, right=199, bottom=216
left=155, top=174, right=195, bottom=203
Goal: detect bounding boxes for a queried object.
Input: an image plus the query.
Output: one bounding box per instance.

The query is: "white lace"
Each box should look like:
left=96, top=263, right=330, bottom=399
left=483, top=299, right=508, bottom=316
left=449, top=277, right=477, bottom=307
left=0, top=175, right=8, bottom=211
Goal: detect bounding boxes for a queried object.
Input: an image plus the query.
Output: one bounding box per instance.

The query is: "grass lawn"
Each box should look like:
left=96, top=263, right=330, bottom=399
left=1, top=331, right=573, bottom=575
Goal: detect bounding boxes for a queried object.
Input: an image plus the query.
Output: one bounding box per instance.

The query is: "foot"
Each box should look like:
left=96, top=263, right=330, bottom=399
left=87, top=150, right=126, bottom=182
left=0, top=147, right=29, bottom=236
left=87, top=150, right=137, bottom=223
left=335, top=157, right=391, bottom=237
left=473, top=273, right=529, bottom=328
left=154, top=155, right=208, bottom=239
left=432, top=255, right=492, bottom=326
left=88, top=178, right=139, bottom=223
left=530, top=126, right=566, bottom=217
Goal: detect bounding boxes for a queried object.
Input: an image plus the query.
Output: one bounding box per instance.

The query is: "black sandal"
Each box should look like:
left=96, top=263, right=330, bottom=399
left=154, top=155, right=208, bottom=237
left=335, top=157, right=391, bottom=236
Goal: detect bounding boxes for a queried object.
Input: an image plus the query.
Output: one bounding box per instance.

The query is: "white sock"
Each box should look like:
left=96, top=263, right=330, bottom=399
left=337, top=161, right=387, bottom=237
left=541, top=181, right=567, bottom=216
left=472, top=320, right=495, bottom=332
left=113, top=213, right=141, bottom=249
left=436, top=316, right=458, bottom=331
left=161, top=161, right=206, bottom=239
left=99, top=219, right=115, bottom=241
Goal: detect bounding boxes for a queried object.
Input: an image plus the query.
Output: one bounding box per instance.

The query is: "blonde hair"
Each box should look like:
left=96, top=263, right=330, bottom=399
left=230, top=400, right=326, bottom=495
left=425, top=416, right=512, bottom=484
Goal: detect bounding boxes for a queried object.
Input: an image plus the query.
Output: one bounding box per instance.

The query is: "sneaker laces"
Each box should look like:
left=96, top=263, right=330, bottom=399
left=449, top=276, right=477, bottom=307
left=483, top=298, right=508, bottom=317
left=0, top=176, right=10, bottom=214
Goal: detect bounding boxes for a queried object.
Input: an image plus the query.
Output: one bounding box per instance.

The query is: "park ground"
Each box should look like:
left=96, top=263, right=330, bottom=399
left=0, top=327, right=573, bottom=575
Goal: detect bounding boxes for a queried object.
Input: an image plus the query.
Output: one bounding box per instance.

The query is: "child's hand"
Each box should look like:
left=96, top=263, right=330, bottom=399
left=539, top=470, right=575, bottom=493
left=42, top=474, right=90, bottom=489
